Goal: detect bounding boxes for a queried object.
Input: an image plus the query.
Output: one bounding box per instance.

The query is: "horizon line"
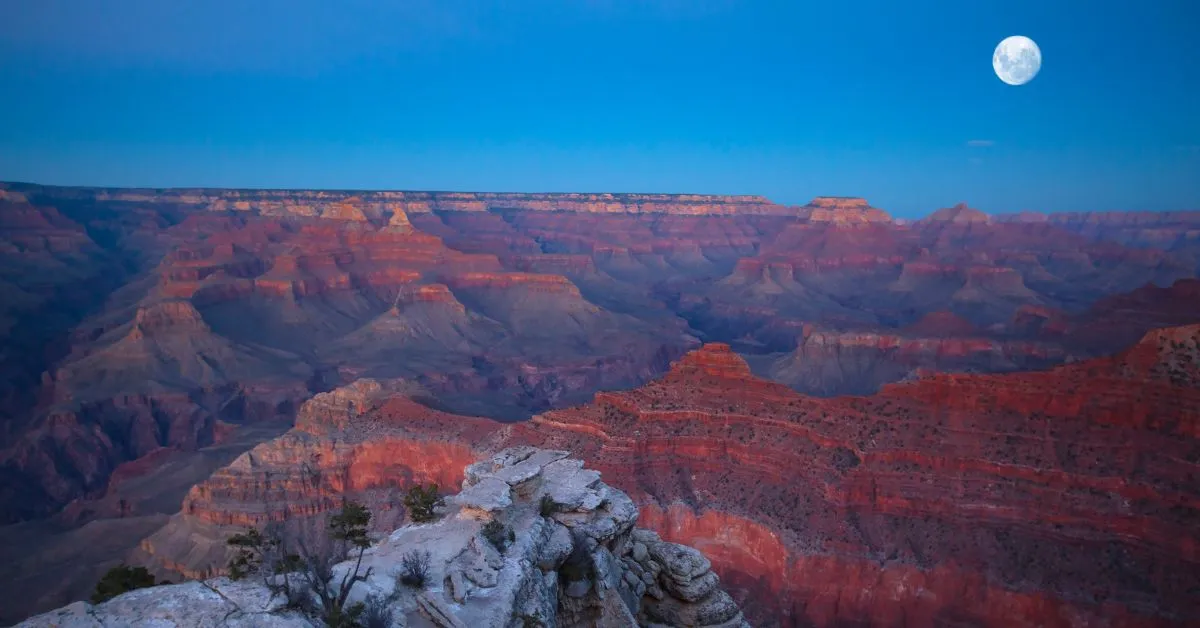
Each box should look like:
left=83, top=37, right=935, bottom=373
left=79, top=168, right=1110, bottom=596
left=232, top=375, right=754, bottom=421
left=4, top=180, right=1198, bottom=216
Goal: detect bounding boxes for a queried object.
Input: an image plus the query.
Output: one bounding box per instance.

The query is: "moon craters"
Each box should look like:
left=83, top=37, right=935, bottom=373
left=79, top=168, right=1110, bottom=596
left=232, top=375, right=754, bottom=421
left=993, top=35, right=1042, bottom=86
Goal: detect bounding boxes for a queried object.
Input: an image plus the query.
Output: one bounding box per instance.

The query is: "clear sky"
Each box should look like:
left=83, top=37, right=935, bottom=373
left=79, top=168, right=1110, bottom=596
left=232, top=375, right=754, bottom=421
left=1, top=0, right=1197, bottom=216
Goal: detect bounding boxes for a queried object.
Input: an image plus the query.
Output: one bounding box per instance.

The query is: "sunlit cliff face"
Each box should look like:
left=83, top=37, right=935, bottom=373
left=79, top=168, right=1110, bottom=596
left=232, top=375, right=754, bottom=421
left=496, top=340, right=1200, bottom=627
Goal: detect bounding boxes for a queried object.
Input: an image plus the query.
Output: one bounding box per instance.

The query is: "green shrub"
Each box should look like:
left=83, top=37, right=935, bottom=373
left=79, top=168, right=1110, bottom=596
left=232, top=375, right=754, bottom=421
left=398, top=550, right=431, bottom=588
left=226, top=527, right=278, bottom=580
left=482, top=519, right=516, bottom=553
left=328, top=501, right=371, bottom=549
left=91, top=564, right=160, bottom=603
left=308, top=500, right=374, bottom=627
left=539, top=494, right=561, bottom=517
left=518, top=612, right=545, bottom=628
left=360, top=594, right=394, bottom=628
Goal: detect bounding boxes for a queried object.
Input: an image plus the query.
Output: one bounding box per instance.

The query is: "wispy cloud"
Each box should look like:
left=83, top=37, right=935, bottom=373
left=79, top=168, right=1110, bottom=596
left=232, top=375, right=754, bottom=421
left=966, top=140, right=995, bottom=148
left=1174, top=144, right=1200, bottom=154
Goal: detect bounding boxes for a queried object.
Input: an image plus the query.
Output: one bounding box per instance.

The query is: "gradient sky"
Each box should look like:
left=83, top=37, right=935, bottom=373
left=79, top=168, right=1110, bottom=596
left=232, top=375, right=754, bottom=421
left=1, top=0, right=1197, bottom=216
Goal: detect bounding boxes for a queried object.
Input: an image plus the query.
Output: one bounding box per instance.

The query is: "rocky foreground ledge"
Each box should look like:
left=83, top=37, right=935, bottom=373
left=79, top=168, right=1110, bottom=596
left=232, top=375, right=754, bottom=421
left=20, top=447, right=749, bottom=628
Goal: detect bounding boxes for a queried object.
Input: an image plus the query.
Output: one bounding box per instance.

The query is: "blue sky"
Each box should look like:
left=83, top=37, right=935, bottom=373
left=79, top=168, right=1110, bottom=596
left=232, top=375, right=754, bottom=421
left=1, top=0, right=1197, bottom=216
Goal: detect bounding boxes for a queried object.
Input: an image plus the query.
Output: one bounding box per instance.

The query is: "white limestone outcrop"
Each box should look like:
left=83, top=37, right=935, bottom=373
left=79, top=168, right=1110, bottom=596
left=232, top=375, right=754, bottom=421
left=19, top=447, right=749, bottom=628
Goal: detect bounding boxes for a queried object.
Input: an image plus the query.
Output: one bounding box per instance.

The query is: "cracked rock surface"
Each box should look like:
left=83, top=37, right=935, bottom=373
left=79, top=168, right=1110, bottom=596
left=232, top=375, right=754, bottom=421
left=17, top=579, right=309, bottom=627
left=19, top=447, right=748, bottom=628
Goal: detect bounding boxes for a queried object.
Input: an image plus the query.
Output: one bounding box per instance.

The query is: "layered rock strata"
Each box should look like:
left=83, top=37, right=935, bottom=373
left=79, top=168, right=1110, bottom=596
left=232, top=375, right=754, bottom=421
left=3, top=182, right=1200, bottom=626
left=138, top=334, right=1200, bottom=627
left=496, top=337, right=1200, bottom=627
left=135, top=379, right=500, bottom=580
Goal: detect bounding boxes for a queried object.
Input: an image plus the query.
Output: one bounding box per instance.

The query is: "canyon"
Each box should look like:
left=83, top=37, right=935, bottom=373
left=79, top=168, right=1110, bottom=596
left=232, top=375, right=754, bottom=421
left=131, top=330, right=1199, bottom=627
left=1, top=182, right=1199, bottom=625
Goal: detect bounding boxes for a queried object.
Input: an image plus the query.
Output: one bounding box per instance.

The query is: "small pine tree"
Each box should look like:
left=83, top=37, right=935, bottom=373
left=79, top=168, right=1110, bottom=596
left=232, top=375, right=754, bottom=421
left=328, top=501, right=372, bottom=549
left=403, top=484, right=444, bottom=523
left=226, top=527, right=279, bottom=580
left=224, top=501, right=378, bottom=627
left=303, top=500, right=375, bottom=627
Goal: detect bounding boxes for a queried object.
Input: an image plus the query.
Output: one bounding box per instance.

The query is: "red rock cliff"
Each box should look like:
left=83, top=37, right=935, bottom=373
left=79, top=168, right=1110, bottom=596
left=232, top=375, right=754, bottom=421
left=133, top=332, right=1200, bottom=626
left=136, top=379, right=500, bottom=579
left=495, top=338, right=1200, bottom=627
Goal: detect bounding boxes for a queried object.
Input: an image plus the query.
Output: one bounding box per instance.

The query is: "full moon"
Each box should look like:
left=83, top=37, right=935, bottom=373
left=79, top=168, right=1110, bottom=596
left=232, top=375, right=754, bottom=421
left=993, top=35, right=1041, bottom=85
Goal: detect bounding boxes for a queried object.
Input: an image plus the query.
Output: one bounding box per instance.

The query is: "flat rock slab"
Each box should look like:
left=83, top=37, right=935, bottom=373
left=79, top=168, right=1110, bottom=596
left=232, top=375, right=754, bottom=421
left=417, top=592, right=469, bottom=628
left=451, top=476, right=513, bottom=513
left=541, top=458, right=603, bottom=510
left=491, top=449, right=570, bottom=486
left=17, top=580, right=310, bottom=628
left=649, top=543, right=712, bottom=581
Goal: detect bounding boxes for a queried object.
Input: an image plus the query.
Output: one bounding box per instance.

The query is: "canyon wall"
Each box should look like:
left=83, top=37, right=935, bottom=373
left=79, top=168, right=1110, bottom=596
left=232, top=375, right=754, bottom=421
left=2, top=182, right=1199, bottom=625
left=134, top=331, right=1200, bottom=627
left=4, top=183, right=1199, bottom=521
left=496, top=338, right=1199, bottom=626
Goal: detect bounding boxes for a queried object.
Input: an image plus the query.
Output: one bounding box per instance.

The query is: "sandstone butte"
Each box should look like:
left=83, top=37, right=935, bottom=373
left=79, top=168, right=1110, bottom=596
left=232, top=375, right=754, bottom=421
left=136, top=326, right=1200, bottom=628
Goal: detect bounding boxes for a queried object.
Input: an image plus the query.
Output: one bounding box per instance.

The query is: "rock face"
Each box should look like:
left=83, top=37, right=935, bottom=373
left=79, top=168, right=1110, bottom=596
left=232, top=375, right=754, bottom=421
left=0, top=185, right=703, bottom=521
left=120, top=188, right=794, bottom=216
left=679, top=198, right=1198, bottom=357
left=0, top=192, right=127, bottom=451
left=752, top=275, right=1200, bottom=396
left=496, top=338, right=1200, bottom=627
left=1057, top=278, right=1200, bottom=355
left=799, top=196, right=893, bottom=225
left=761, top=325, right=1067, bottom=396
left=17, top=580, right=311, bottom=628
left=20, top=447, right=748, bottom=628
left=921, top=202, right=991, bottom=224
left=135, top=379, right=500, bottom=580
left=999, top=209, right=1200, bottom=257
